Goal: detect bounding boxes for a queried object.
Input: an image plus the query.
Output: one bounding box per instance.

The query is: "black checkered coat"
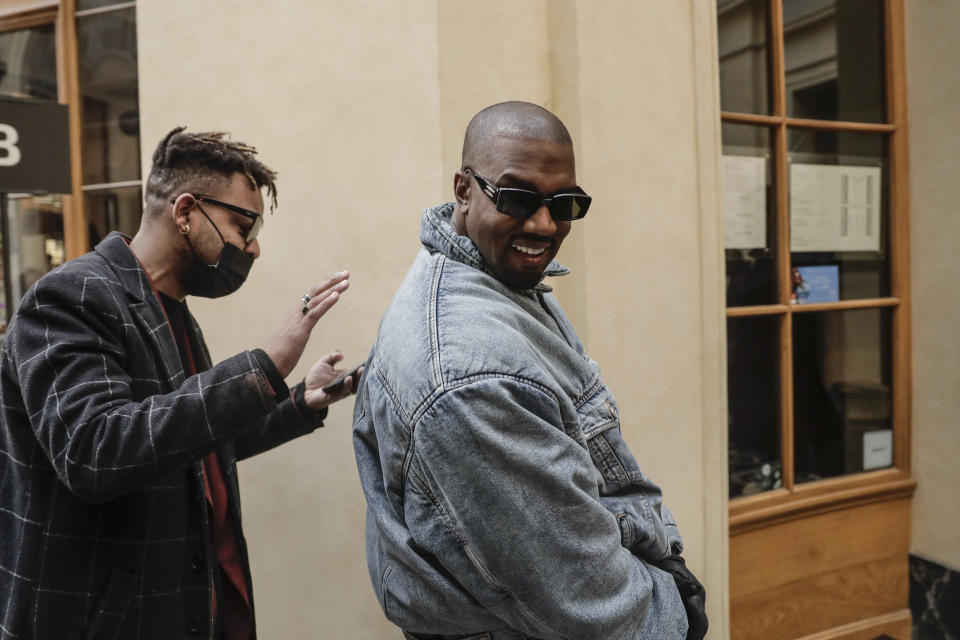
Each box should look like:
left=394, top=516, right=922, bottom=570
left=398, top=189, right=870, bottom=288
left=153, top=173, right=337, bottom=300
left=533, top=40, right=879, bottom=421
left=0, top=233, right=317, bottom=639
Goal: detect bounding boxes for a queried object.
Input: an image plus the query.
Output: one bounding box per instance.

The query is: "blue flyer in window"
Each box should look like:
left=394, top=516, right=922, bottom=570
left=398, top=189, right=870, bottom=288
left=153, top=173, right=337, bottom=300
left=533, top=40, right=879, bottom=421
left=794, top=265, right=839, bottom=304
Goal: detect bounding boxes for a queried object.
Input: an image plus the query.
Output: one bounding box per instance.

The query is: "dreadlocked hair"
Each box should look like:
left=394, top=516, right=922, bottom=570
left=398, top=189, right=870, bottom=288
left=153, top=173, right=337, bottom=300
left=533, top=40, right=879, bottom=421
left=144, top=126, right=278, bottom=218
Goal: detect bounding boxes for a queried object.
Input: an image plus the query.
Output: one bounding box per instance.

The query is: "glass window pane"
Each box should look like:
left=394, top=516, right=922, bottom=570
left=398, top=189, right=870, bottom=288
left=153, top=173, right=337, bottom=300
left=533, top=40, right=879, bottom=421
left=1, top=195, right=65, bottom=328
left=84, top=185, right=142, bottom=244
left=783, top=0, right=886, bottom=122
left=718, top=0, right=771, bottom=114
left=78, top=8, right=141, bottom=185
left=723, top=123, right=778, bottom=307
left=0, top=24, right=57, bottom=101
left=788, top=129, right=889, bottom=301
left=728, top=316, right=782, bottom=498
left=794, top=308, right=893, bottom=482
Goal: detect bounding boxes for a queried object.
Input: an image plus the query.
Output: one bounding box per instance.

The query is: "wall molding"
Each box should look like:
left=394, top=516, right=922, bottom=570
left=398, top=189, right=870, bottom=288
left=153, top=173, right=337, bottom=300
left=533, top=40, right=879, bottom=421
left=795, top=609, right=912, bottom=640
left=731, top=476, right=916, bottom=534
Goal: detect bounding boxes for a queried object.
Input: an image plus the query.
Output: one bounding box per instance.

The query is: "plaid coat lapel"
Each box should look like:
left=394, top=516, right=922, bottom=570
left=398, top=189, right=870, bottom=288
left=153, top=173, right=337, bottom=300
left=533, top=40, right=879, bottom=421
left=95, top=233, right=184, bottom=391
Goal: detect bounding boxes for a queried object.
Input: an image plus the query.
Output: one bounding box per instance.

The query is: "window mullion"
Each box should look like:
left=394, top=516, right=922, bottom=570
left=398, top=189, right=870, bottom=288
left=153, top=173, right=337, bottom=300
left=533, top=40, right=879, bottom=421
left=769, top=0, right=786, bottom=118
left=56, top=0, right=88, bottom=260
left=780, top=294, right=795, bottom=491
left=768, top=0, right=794, bottom=490
left=775, top=124, right=793, bottom=490
left=885, top=0, right=911, bottom=474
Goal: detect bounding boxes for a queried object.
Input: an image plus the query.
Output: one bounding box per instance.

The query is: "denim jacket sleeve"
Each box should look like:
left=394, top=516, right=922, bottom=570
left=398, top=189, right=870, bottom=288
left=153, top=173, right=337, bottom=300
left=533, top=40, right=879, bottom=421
left=588, top=405, right=684, bottom=559
left=573, top=384, right=683, bottom=561
left=405, top=376, right=688, bottom=640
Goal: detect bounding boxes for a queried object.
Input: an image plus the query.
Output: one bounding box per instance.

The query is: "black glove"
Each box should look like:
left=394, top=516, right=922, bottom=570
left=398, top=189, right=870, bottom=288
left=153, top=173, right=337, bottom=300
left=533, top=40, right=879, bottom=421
left=653, top=555, right=708, bottom=640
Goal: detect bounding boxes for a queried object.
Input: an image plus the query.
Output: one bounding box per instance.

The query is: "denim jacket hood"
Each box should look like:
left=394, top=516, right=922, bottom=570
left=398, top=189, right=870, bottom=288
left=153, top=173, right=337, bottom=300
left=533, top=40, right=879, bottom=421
left=353, top=203, right=688, bottom=639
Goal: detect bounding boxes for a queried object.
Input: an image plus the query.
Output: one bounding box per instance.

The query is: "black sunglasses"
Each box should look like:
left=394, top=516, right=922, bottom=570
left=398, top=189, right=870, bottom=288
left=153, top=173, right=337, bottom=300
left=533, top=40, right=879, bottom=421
left=189, top=194, right=263, bottom=243
left=467, top=169, right=591, bottom=222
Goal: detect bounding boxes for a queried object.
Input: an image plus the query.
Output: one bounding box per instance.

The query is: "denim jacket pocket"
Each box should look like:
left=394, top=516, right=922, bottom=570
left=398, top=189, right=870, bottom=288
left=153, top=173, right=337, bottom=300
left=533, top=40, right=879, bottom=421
left=578, top=389, right=631, bottom=489
left=579, top=387, right=673, bottom=559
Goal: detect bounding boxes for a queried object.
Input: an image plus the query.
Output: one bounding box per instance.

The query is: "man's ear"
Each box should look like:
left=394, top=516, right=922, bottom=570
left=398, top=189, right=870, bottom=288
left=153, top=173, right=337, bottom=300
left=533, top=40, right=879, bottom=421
left=453, top=171, right=470, bottom=212
left=171, top=193, right=196, bottom=231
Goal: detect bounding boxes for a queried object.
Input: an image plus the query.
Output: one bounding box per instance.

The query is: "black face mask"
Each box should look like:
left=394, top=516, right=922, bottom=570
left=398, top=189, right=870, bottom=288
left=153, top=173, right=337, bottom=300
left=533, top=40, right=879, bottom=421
left=183, top=205, right=254, bottom=298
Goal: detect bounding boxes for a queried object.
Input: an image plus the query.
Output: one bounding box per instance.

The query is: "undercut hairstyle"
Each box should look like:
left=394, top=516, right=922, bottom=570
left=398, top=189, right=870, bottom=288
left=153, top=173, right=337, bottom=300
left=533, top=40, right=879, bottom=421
left=461, top=101, right=573, bottom=170
left=143, top=127, right=278, bottom=219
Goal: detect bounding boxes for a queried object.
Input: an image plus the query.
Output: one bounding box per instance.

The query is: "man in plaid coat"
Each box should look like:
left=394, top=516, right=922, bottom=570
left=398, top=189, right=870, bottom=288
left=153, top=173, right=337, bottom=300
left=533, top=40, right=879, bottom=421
left=0, top=128, right=359, bottom=639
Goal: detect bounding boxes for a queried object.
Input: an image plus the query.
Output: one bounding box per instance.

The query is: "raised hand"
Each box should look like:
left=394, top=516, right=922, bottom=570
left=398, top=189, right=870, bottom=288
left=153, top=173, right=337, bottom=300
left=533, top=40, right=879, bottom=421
left=262, top=271, right=349, bottom=378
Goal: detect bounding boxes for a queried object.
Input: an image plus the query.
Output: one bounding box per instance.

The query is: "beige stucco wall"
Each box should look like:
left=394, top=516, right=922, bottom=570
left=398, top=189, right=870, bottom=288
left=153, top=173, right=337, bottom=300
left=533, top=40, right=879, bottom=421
left=138, top=1, right=728, bottom=637
left=905, top=1, right=960, bottom=571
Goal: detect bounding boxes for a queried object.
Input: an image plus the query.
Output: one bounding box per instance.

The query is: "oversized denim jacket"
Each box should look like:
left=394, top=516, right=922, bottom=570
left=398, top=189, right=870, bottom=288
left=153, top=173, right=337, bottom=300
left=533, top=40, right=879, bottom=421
left=353, top=203, right=688, bottom=639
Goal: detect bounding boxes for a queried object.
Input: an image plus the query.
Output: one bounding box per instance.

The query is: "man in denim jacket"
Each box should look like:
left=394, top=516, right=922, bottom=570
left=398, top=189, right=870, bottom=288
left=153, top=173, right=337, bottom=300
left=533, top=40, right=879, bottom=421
left=354, top=102, right=707, bottom=639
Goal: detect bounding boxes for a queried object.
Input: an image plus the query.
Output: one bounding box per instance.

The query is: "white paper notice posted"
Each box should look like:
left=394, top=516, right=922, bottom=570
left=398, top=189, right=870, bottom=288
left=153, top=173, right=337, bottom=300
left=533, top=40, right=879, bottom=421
left=863, top=429, right=893, bottom=471
left=722, top=155, right=767, bottom=250
left=790, top=163, right=881, bottom=252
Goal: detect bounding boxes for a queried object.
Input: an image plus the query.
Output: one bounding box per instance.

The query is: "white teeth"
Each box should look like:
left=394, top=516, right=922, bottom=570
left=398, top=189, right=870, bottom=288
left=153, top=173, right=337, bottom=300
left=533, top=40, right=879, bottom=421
left=512, top=244, right=546, bottom=256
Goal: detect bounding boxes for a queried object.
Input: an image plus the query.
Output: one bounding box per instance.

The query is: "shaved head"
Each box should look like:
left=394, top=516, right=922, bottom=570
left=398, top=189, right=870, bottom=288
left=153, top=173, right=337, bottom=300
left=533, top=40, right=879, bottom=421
left=452, top=102, right=579, bottom=290
left=461, top=101, right=573, bottom=170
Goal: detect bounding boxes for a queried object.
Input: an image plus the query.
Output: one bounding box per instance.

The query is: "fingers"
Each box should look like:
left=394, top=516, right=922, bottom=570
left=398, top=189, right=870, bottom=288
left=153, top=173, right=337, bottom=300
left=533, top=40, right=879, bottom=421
left=307, top=271, right=350, bottom=299
left=295, top=271, right=350, bottom=314
left=339, top=376, right=355, bottom=396
left=346, top=365, right=364, bottom=394
left=300, top=278, right=349, bottom=318
left=325, top=360, right=361, bottom=397
left=336, top=365, right=364, bottom=396
left=302, top=289, right=341, bottom=325
left=323, top=351, right=345, bottom=367
left=331, top=376, right=358, bottom=398
left=302, top=356, right=362, bottom=409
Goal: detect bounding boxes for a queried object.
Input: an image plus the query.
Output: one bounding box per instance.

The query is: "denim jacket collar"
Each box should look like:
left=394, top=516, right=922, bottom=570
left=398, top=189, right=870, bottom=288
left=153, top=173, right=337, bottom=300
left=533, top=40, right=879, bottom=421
left=419, top=202, right=569, bottom=293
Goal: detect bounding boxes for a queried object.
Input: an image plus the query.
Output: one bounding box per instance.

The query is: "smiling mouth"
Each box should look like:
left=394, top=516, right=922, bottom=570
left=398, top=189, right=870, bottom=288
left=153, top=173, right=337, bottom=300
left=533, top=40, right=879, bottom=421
left=512, top=243, right=547, bottom=256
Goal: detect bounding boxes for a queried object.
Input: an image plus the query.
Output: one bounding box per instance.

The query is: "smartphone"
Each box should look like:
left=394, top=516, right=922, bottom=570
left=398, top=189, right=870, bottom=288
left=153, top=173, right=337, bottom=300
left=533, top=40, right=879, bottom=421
left=321, top=363, right=363, bottom=393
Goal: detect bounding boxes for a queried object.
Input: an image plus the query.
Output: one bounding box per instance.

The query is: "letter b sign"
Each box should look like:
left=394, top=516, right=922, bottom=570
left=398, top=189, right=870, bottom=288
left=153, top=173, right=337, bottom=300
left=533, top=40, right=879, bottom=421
left=0, top=123, right=22, bottom=167
left=0, top=99, right=69, bottom=193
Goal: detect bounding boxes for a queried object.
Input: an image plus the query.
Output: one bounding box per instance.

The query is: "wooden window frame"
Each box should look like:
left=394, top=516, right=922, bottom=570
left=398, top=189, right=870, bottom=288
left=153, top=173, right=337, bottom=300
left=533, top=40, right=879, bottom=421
left=1, top=0, right=86, bottom=260
left=1, top=0, right=141, bottom=263
left=723, top=0, right=915, bottom=533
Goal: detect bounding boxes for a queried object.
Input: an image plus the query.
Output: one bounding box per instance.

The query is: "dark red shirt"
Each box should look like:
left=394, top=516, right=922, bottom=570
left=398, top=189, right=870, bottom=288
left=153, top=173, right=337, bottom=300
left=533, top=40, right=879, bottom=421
left=160, top=293, right=252, bottom=640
